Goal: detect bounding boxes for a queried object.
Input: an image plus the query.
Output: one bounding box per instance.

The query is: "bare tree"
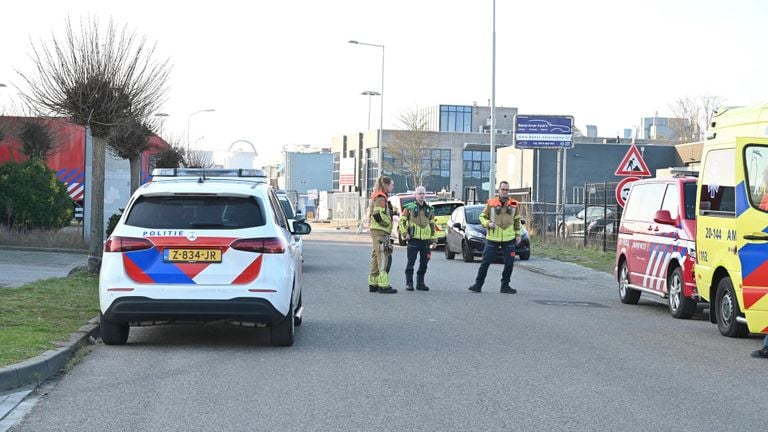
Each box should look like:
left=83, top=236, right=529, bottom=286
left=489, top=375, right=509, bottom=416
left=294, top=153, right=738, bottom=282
left=699, top=94, right=725, bottom=135
left=16, top=17, right=170, bottom=272
left=106, top=118, right=153, bottom=193
left=386, top=107, right=435, bottom=190
left=154, top=135, right=186, bottom=169
left=184, top=149, right=215, bottom=169
left=669, top=94, right=725, bottom=142
left=18, top=120, right=57, bottom=160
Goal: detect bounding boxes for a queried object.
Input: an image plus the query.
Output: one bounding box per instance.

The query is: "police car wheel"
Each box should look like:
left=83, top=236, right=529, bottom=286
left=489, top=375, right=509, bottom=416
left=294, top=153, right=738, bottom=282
left=715, top=277, right=748, bottom=338
left=519, top=251, right=530, bottom=261
left=618, top=261, right=640, bottom=304
left=271, top=301, right=295, bottom=347
left=668, top=267, right=696, bottom=319
left=294, top=293, right=303, bottom=327
left=100, top=313, right=129, bottom=346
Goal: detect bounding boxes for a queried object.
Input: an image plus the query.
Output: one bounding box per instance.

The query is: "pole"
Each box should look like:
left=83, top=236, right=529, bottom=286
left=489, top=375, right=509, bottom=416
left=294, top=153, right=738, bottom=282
left=555, top=149, right=561, bottom=237
left=488, top=0, right=497, bottom=200
left=536, top=149, right=540, bottom=202
left=367, top=93, right=373, bottom=130
left=378, top=46, right=385, bottom=180
left=562, top=148, right=568, bottom=206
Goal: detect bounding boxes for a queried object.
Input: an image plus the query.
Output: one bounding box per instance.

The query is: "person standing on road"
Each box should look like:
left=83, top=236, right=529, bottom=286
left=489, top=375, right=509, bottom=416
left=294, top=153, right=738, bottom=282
left=752, top=335, right=768, bottom=358
left=399, top=186, right=437, bottom=291
left=468, top=180, right=522, bottom=294
left=369, top=176, right=397, bottom=294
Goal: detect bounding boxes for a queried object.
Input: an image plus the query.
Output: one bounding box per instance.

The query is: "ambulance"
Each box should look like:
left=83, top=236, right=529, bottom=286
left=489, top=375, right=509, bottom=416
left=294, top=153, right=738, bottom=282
left=695, top=103, right=768, bottom=337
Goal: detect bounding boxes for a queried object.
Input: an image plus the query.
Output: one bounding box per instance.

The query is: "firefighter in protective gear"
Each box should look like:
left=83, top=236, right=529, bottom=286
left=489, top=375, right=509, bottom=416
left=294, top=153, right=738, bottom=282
left=468, top=180, right=522, bottom=294
left=369, top=176, right=397, bottom=294
left=398, top=186, right=437, bottom=291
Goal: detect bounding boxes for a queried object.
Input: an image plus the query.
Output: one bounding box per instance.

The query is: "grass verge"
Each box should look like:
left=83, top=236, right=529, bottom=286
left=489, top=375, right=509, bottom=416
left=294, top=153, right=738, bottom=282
left=531, top=237, right=617, bottom=274
left=0, top=274, right=98, bottom=367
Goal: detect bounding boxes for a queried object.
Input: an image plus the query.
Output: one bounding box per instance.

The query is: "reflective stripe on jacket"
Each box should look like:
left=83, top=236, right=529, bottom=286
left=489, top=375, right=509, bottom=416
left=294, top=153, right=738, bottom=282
left=398, top=201, right=436, bottom=241
left=369, top=190, right=392, bottom=233
left=479, top=196, right=521, bottom=242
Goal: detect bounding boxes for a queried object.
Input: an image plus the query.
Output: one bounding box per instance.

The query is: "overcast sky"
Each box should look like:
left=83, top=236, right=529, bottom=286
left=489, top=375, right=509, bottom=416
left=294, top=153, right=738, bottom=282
left=1, top=0, right=766, bottom=164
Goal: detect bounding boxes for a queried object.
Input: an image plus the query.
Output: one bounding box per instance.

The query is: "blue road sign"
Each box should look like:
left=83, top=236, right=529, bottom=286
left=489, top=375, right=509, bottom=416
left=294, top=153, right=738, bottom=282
left=514, top=115, right=574, bottom=149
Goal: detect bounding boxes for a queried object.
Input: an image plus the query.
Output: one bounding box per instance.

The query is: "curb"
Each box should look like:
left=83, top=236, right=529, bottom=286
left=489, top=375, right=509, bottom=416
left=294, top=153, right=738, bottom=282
left=0, top=245, right=89, bottom=255
left=0, top=317, right=100, bottom=392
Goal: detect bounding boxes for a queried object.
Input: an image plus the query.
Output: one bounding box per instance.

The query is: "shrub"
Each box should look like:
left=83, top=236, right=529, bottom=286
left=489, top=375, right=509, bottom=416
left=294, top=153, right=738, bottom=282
left=106, top=208, right=124, bottom=237
left=0, top=159, right=73, bottom=229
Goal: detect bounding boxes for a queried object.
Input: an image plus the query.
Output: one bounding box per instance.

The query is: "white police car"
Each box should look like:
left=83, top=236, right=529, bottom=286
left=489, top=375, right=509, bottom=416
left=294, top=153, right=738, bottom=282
left=99, top=168, right=310, bottom=347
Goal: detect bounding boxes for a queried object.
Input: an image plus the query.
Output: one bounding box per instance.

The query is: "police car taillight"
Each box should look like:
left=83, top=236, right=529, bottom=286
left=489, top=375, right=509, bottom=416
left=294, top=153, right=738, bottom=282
left=231, top=237, right=286, bottom=254
left=105, top=236, right=154, bottom=252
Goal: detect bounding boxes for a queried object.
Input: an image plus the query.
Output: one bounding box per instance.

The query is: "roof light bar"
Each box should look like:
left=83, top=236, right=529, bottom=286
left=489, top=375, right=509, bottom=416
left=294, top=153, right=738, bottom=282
left=151, top=168, right=267, bottom=178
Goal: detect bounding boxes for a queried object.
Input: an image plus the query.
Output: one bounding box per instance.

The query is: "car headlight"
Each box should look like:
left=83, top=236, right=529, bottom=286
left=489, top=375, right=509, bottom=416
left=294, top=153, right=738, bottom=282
left=467, top=230, right=484, bottom=240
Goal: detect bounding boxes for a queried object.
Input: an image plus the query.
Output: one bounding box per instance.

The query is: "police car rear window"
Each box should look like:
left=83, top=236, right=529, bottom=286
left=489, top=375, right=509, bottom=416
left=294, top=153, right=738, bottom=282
left=125, top=196, right=265, bottom=229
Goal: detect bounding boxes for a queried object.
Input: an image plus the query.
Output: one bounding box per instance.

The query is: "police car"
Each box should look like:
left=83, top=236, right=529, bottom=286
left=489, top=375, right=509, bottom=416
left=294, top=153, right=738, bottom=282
left=98, top=168, right=310, bottom=347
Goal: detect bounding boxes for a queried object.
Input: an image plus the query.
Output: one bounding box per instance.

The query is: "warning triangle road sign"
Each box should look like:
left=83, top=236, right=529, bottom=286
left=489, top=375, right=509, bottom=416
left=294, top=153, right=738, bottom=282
left=615, top=144, right=651, bottom=177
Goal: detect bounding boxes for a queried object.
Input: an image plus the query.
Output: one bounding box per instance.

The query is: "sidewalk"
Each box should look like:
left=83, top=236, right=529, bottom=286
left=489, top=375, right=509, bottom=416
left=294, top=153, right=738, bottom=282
left=0, top=248, right=87, bottom=288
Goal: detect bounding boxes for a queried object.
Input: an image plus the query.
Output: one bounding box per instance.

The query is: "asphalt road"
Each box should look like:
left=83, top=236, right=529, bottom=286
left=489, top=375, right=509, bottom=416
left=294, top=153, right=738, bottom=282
left=11, top=229, right=766, bottom=431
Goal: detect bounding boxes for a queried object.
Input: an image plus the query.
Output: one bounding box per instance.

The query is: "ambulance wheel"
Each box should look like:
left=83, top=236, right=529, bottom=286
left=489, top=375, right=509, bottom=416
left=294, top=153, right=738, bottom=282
left=445, top=244, right=456, bottom=260
left=100, top=313, right=129, bottom=345
left=715, top=277, right=748, bottom=338
left=618, top=261, right=640, bottom=304
left=668, top=267, right=696, bottom=319
left=462, top=241, right=474, bottom=262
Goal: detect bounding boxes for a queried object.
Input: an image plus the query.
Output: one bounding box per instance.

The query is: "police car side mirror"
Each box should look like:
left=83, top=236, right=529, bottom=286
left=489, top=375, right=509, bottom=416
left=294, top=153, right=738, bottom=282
left=292, top=221, right=312, bottom=235
left=653, top=210, right=676, bottom=226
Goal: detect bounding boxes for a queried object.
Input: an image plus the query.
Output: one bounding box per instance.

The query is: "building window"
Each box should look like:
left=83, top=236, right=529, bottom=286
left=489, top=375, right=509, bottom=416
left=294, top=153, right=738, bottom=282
left=439, top=105, right=472, bottom=133
left=366, top=148, right=378, bottom=193
left=332, top=152, right=340, bottom=191
left=463, top=150, right=490, bottom=201
left=382, top=149, right=450, bottom=193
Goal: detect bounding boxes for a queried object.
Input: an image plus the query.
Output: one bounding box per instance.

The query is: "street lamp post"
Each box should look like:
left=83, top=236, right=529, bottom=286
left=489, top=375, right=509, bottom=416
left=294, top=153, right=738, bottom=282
left=349, top=40, right=384, bottom=183
left=489, top=0, right=497, bottom=199
left=361, top=90, right=381, bottom=130
left=187, top=108, right=216, bottom=149
left=154, top=112, right=169, bottom=137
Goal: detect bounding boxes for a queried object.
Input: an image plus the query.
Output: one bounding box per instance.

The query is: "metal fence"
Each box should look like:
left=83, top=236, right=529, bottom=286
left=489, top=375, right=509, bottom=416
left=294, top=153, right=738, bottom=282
left=520, top=181, right=622, bottom=252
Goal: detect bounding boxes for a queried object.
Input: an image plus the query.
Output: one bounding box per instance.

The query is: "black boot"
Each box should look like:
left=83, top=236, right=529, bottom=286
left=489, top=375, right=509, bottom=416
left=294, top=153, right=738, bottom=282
left=406, top=284, right=414, bottom=291
left=468, top=284, right=481, bottom=293
left=416, top=284, right=430, bottom=291
left=369, top=285, right=379, bottom=293
left=500, top=285, right=517, bottom=294
left=379, top=286, right=398, bottom=294
left=751, top=347, right=768, bottom=358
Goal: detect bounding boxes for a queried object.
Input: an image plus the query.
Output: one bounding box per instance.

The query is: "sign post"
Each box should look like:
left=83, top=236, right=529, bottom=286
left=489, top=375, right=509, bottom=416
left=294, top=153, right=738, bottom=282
left=514, top=115, right=574, bottom=237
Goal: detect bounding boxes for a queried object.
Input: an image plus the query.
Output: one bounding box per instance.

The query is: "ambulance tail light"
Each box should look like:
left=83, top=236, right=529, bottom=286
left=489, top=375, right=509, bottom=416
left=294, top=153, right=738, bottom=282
left=231, top=237, right=286, bottom=254
left=105, top=236, right=154, bottom=252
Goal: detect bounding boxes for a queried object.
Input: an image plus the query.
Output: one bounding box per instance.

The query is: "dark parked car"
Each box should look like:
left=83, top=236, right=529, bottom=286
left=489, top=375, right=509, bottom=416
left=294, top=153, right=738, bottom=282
left=444, top=204, right=530, bottom=262
left=559, top=206, right=614, bottom=237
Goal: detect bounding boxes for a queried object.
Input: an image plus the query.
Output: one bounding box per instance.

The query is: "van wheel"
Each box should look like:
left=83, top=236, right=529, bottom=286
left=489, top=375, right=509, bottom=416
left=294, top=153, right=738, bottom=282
left=715, top=277, right=749, bottom=338
left=100, top=313, right=129, bottom=345
left=445, top=244, right=456, bottom=260
left=271, top=302, right=295, bottom=347
left=618, top=261, right=640, bottom=304
left=462, top=241, right=474, bottom=262
left=668, top=267, right=696, bottom=319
